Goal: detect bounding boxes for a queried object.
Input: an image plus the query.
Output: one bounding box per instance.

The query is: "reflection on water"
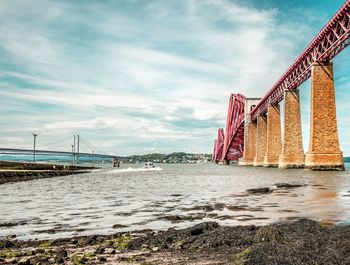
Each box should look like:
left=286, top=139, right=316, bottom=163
left=0, top=163, right=350, bottom=240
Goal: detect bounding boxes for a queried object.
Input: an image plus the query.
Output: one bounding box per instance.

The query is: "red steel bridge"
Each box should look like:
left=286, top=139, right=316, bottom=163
left=213, top=0, right=350, bottom=163
left=212, top=128, right=224, bottom=162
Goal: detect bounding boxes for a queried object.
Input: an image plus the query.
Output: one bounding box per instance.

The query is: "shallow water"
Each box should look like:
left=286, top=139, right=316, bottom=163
left=1, top=163, right=350, bottom=240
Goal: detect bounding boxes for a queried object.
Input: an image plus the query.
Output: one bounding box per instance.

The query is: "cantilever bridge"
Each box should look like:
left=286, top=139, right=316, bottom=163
left=213, top=0, right=350, bottom=170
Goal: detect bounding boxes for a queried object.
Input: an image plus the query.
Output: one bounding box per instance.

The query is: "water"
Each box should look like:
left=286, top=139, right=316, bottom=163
left=1, top=163, right=350, bottom=240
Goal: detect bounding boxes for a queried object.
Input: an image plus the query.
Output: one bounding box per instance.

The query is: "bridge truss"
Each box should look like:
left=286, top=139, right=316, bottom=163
left=213, top=0, right=350, bottom=163
left=251, top=0, right=350, bottom=120
left=222, top=93, right=246, bottom=161
left=212, top=128, right=225, bottom=162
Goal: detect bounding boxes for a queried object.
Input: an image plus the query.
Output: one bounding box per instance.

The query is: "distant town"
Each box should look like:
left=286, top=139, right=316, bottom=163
left=119, top=152, right=212, bottom=164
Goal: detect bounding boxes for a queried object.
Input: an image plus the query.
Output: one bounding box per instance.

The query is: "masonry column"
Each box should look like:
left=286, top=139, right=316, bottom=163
left=305, top=61, right=344, bottom=170
left=264, top=104, right=281, bottom=167
left=279, top=90, right=304, bottom=168
left=239, top=120, right=257, bottom=166
left=254, top=115, right=267, bottom=166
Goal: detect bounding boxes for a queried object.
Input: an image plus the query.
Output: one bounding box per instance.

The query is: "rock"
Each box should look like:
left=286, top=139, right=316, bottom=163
left=105, top=248, right=115, bottom=254
left=32, top=254, right=50, bottom=264
left=57, top=248, right=68, bottom=257
left=26, top=249, right=35, bottom=256
left=18, top=257, right=31, bottom=265
left=152, top=246, right=159, bottom=252
left=188, top=222, right=220, bottom=234
left=36, top=248, right=45, bottom=254
left=275, top=183, right=304, bottom=189
left=213, top=203, right=226, bottom=210
left=7, top=257, right=18, bottom=264
left=95, top=246, right=105, bottom=254
left=254, top=226, right=283, bottom=243
left=54, top=248, right=68, bottom=263
left=190, top=227, right=204, bottom=236
left=112, top=224, right=129, bottom=229
left=128, top=221, right=220, bottom=251
left=247, top=187, right=270, bottom=194
left=0, top=239, right=15, bottom=248
left=83, top=234, right=98, bottom=245
left=55, top=256, right=65, bottom=264
left=99, top=256, right=107, bottom=262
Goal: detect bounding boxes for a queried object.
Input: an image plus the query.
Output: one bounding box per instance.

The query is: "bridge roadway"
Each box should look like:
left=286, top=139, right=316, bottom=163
left=250, top=0, right=350, bottom=120
left=0, top=148, right=118, bottom=159
left=213, top=0, right=350, bottom=171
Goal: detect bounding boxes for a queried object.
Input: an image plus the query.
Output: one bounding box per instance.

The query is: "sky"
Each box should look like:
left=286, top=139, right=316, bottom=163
left=0, top=0, right=349, bottom=156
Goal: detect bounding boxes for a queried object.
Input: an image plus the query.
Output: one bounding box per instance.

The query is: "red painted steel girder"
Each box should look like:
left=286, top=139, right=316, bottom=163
left=213, top=128, right=225, bottom=162
left=212, top=139, right=217, bottom=162
left=211, top=139, right=218, bottom=162
left=225, top=121, right=245, bottom=161
left=222, top=93, right=246, bottom=161
left=251, top=0, right=350, bottom=120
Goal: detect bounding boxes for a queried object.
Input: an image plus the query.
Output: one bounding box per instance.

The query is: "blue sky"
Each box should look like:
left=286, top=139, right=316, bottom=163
left=0, top=0, right=349, bottom=156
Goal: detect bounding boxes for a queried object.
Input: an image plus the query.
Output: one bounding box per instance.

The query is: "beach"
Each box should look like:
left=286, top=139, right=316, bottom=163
left=1, top=218, right=349, bottom=264
left=1, top=164, right=350, bottom=264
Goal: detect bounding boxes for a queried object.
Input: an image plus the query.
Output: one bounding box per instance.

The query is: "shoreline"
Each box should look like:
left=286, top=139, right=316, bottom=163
left=0, top=161, right=96, bottom=185
left=1, top=219, right=349, bottom=264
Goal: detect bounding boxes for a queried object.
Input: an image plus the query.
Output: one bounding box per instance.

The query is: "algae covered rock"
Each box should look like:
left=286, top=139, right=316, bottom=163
left=254, top=226, right=283, bottom=243
left=247, top=187, right=270, bottom=194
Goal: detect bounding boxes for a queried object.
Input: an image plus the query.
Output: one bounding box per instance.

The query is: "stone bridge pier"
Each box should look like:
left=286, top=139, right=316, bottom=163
left=264, top=104, right=281, bottom=167
left=253, top=114, right=267, bottom=166
left=305, top=61, right=344, bottom=170
left=278, top=89, right=305, bottom=168
left=239, top=98, right=260, bottom=166
left=239, top=61, right=344, bottom=171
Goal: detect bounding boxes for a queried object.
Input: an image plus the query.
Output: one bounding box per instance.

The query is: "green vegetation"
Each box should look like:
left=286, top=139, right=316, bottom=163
left=71, top=253, right=88, bottom=265
left=0, top=249, right=24, bottom=258
left=106, top=235, right=132, bottom=250
left=38, top=241, right=52, bottom=249
left=173, top=239, right=187, bottom=249
left=232, top=247, right=252, bottom=265
left=121, top=152, right=212, bottom=164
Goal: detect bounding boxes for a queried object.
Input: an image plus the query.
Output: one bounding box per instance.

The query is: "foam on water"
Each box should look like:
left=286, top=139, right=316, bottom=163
left=108, top=167, right=163, bottom=173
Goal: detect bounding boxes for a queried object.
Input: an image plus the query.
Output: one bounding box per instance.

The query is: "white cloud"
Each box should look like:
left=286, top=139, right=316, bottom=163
left=1, top=0, right=346, bottom=155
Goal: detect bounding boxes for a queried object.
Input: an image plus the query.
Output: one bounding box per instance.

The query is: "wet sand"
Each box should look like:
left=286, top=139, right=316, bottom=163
left=1, top=219, right=349, bottom=264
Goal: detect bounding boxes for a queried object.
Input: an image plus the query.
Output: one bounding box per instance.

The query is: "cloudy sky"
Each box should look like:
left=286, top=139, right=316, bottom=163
left=0, top=0, right=349, bottom=156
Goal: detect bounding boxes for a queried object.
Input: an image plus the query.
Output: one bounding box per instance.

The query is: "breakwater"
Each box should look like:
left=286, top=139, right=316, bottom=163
left=0, top=161, right=94, bottom=185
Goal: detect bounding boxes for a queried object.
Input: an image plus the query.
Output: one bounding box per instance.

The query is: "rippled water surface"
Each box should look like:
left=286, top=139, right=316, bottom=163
left=1, top=163, right=350, bottom=240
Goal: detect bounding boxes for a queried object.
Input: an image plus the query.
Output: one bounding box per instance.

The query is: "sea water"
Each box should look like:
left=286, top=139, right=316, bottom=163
left=1, top=163, right=350, bottom=240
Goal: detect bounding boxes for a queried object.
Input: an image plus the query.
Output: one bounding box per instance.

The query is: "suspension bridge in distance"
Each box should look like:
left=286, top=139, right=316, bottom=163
left=0, top=148, right=118, bottom=160
left=0, top=134, right=120, bottom=165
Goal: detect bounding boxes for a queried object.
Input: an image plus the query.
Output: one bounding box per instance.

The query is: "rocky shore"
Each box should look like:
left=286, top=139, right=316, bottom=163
left=1, top=219, right=349, bottom=264
left=0, top=161, right=95, bottom=185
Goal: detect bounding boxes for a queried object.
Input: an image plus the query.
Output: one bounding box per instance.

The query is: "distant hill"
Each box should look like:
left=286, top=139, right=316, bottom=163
left=120, top=152, right=212, bottom=164
left=120, top=154, right=350, bottom=164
